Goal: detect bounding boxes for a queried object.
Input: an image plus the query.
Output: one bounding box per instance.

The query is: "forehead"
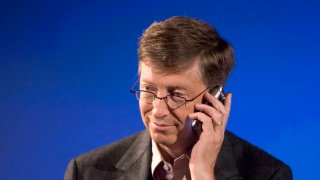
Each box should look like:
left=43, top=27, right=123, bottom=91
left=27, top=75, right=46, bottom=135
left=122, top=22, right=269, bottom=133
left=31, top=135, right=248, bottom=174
left=138, top=62, right=205, bottom=90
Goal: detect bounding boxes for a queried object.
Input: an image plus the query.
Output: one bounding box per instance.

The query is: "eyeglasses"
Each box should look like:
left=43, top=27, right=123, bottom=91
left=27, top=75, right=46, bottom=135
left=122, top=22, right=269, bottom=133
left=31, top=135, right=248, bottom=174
left=130, top=80, right=209, bottom=110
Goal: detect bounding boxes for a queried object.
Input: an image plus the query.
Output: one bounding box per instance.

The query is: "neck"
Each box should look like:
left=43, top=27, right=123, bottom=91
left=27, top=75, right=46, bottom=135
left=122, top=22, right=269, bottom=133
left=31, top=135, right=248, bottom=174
left=158, top=134, right=197, bottom=164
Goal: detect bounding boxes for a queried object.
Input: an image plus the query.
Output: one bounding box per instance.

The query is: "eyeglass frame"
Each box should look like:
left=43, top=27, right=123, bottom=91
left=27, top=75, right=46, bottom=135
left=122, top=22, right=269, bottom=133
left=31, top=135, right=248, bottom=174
left=130, top=79, right=209, bottom=110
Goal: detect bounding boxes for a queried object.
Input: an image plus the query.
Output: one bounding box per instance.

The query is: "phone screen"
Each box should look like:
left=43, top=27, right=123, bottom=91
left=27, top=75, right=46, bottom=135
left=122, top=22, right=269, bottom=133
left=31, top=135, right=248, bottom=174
left=191, top=86, right=225, bottom=137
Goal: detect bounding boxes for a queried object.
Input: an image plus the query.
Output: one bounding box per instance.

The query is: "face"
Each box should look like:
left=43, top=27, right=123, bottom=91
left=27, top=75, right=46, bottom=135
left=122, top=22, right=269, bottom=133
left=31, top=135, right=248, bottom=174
left=139, top=62, right=207, bottom=150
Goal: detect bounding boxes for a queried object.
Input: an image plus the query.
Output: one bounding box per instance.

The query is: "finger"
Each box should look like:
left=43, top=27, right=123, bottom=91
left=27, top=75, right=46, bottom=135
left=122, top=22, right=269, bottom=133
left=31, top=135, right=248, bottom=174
left=224, top=93, right=232, bottom=114
left=188, top=111, right=224, bottom=135
left=203, top=92, right=226, bottom=114
left=191, top=106, right=224, bottom=128
left=221, top=93, right=232, bottom=128
left=188, top=112, right=215, bottom=134
left=194, top=103, right=223, bottom=122
left=188, top=112, right=224, bottom=145
left=195, top=103, right=228, bottom=139
left=203, top=92, right=232, bottom=129
left=194, top=99, right=228, bottom=130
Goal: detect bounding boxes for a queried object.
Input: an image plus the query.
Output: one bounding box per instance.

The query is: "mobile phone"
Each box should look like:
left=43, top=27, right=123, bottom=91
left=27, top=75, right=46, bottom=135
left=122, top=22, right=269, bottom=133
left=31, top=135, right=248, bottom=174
left=191, top=86, right=225, bottom=137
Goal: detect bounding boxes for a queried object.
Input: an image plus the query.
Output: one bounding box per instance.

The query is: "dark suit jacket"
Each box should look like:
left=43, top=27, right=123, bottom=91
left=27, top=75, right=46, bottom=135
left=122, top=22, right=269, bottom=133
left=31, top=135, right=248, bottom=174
left=64, top=130, right=292, bottom=180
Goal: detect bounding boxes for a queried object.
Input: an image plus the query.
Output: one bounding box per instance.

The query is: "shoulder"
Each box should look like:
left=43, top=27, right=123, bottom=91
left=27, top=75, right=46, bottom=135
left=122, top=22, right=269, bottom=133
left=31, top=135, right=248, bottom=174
left=224, top=130, right=292, bottom=179
left=64, top=130, right=152, bottom=179
left=74, top=130, right=150, bottom=171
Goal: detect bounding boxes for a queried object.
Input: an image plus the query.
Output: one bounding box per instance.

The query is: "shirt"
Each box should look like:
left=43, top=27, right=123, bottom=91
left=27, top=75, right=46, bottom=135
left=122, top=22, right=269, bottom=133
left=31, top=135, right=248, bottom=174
left=151, top=140, right=191, bottom=180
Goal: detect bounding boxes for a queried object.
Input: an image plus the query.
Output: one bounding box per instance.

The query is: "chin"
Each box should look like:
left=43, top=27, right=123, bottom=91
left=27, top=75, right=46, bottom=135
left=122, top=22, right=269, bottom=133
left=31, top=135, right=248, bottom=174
left=150, top=131, right=178, bottom=146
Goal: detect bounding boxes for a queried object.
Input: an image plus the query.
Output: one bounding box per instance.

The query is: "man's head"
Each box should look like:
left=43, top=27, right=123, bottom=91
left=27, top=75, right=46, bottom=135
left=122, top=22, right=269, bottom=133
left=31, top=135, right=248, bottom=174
left=136, top=16, right=234, bottom=154
left=138, top=16, right=234, bottom=87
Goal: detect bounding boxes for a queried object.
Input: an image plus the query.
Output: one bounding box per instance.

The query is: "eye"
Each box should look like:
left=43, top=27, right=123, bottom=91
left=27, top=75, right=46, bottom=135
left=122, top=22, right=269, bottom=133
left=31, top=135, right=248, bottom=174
left=141, top=84, right=156, bottom=92
left=171, top=91, right=184, bottom=97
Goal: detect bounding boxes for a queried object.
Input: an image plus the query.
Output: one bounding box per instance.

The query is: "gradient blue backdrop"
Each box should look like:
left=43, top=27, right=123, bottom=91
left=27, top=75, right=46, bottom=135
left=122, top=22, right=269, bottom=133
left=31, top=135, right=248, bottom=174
left=1, top=0, right=319, bottom=179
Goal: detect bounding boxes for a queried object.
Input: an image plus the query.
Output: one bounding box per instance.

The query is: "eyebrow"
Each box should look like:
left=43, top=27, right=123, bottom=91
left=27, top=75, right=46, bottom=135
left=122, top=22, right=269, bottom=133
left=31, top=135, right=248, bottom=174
left=139, top=79, right=155, bottom=86
left=145, top=85, right=190, bottom=95
left=167, top=86, right=187, bottom=91
left=140, top=79, right=189, bottom=90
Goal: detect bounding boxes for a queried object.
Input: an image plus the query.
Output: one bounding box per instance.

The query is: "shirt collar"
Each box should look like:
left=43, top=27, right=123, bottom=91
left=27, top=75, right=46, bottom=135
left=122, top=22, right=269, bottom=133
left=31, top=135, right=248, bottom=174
left=151, top=140, right=192, bottom=176
left=151, top=140, right=164, bottom=175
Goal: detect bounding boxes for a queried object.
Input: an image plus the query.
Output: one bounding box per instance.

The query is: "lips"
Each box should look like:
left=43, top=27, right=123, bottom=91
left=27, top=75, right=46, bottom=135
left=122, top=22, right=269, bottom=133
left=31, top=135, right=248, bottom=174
left=150, top=121, right=175, bottom=131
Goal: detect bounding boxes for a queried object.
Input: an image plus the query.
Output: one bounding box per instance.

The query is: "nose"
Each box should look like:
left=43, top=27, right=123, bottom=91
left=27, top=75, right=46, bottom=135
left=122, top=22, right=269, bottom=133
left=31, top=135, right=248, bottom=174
left=152, top=97, right=170, bottom=119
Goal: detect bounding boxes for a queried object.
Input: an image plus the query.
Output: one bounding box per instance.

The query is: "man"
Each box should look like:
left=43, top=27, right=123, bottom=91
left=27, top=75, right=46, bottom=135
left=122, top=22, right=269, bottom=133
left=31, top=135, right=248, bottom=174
left=65, top=16, right=292, bottom=180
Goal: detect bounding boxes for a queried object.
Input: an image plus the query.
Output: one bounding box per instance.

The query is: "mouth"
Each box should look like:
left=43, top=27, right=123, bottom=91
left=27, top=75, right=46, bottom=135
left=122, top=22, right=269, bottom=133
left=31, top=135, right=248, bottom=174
left=150, top=121, right=175, bottom=131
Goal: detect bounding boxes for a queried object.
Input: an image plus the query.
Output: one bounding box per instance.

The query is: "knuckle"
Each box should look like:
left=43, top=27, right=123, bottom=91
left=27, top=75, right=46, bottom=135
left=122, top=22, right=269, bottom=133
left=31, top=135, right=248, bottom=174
left=220, top=108, right=227, bottom=114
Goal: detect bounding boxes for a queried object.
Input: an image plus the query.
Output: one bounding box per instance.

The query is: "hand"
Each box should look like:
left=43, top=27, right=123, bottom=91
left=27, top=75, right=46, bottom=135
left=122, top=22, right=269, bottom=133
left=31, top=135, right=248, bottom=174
left=188, top=92, right=232, bottom=180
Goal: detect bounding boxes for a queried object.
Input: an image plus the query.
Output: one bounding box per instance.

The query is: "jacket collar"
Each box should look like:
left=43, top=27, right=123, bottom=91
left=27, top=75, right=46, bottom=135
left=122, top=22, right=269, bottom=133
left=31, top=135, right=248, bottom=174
left=115, top=130, right=152, bottom=179
left=114, top=130, right=242, bottom=179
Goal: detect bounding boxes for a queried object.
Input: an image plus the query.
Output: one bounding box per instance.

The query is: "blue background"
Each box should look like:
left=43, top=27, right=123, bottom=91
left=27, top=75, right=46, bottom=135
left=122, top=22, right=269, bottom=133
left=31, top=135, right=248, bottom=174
left=1, top=0, right=319, bottom=179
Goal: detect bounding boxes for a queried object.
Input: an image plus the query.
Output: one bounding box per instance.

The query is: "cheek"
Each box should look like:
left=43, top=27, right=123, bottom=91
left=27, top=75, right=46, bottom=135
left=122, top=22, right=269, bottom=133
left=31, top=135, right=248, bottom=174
left=174, top=105, right=195, bottom=127
left=139, top=102, right=153, bottom=113
left=139, top=102, right=152, bottom=122
left=177, top=98, right=202, bottom=126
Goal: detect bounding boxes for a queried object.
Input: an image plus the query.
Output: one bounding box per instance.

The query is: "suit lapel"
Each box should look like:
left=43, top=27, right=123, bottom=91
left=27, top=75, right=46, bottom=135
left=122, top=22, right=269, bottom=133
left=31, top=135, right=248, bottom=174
left=115, top=130, right=152, bottom=180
